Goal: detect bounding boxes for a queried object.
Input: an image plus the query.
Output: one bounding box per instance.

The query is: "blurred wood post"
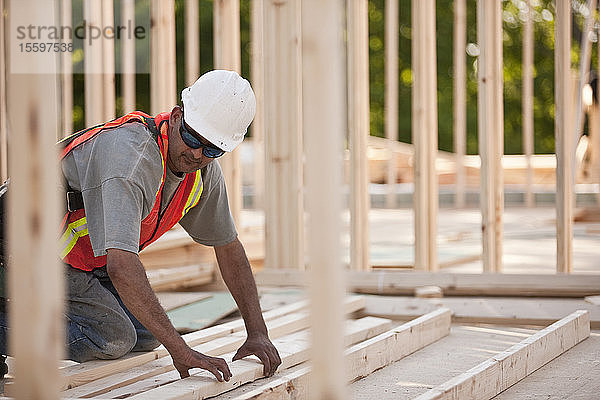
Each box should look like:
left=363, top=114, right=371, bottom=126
left=574, top=0, right=596, bottom=148
left=213, top=0, right=242, bottom=224
left=185, top=0, right=199, bottom=86
left=594, top=36, right=600, bottom=204
left=453, top=0, right=466, bottom=208
left=555, top=0, right=573, bottom=273
left=302, top=0, right=346, bottom=397
left=61, top=0, right=73, bottom=137
left=7, top=0, right=64, bottom=397
left=384, top=0, right=398, bottom=209
left=121, top=0, right=136, bottom=113
left=251, top=0, right=265, bottom=209
left=522, top=0, right=534, bottom=208
left=84, top=0, right=104, bottom=125
left=263, top=0, right=304, bottom=270
left=0, top=0, right=7, bottom=181
left=101, top=0, right=115, bottom=121
left=412, top=0, right=438, bottom=271
left=151, top=0, right=176, bottom=115
left=347, top=0, right=370, bottom=271
left=477, top=0, right=503, bottom=273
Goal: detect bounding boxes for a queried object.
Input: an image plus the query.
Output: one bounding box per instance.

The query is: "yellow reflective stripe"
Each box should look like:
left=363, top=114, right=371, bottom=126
left=181, top=171, right=203, bottom=217
left=60, top=217, right=89, bottom=258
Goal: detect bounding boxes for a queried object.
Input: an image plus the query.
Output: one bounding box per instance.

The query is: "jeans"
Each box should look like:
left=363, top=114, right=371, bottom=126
left=0, top=265, right=160, bottom=362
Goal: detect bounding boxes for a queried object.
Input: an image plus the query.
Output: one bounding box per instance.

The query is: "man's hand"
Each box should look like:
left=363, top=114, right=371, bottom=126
left=172, top=347, right=232, bottom=381
left=232, top=334, right=281, bottom=376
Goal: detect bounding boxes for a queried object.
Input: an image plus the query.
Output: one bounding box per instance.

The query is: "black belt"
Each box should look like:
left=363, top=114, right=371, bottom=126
left=66, top=191, right=84, bottom=212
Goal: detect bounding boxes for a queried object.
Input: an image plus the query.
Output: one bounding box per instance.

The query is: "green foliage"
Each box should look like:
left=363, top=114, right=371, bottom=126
left=69, top=0, right=596, bottom=156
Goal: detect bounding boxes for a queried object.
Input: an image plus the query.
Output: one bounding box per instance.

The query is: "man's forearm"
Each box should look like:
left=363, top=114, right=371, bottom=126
left=106, top=249, right=188, bottom=355
left=214, top=238, right=267, bottom=336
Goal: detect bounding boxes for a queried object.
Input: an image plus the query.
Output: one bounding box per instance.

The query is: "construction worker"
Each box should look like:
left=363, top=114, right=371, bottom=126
left=0, top=70, right=280, bottom=381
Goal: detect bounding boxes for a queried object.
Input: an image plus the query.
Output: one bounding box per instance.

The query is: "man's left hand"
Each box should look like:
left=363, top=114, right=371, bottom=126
left=232, top=334, right=281, bottom=376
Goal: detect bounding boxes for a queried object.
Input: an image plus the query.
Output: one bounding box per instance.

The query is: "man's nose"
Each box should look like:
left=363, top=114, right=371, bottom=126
left=190, top=147, right=204, bottom=159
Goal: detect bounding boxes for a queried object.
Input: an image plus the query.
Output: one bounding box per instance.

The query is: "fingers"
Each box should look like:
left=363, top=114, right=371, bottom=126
left=232, top=347, right=251, bottom=362
left=205, top=357, right=232, bottom=382
left=255, top=350, right=272, bottom=376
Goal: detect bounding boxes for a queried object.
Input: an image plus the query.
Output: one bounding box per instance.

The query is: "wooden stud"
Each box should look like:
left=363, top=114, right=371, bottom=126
left=415, top=310, right=590, bottom=400
left=185, top=0, right=199, bottom=86
left=262, top=0, right=304, bottom=270
left=232, top=308, right=451, bottom=400
left=555, top=0, right=573, bottom=273
left=592, top=38, right=600, bottom=196
left=60, top=0, right=73, bottom=137
left=254, top=269, right=600, bottom=297
left=113, top=317, right=391, bottom=399
left=453, top=0, right=466, bottom=208
left=477, top=0, right=503, bottom=272
left=412, top=0, right=438, bottom=271
left=6, top=1, right=64, bottom=398
left=151, top=0, right=176, bottom=115
left=84, top=0, right=104, bottom=125
left=384, top=0, right=399, bottom=209
left=251, top=0, right=265, bottom=210
left=347, top=0, right=371, bottom=271
left=574, top=0, right=597, bottom=147
left=0, top=0, right=7, bottom=181
left=101, top=0, right=115, bottom=121
left=213, top=0, right=242, bottom=224
left=302, top=0, right=346, bottom=398
left=121, top=0, right=136, bottom=113
left=522, top=0, right=534, bottom=208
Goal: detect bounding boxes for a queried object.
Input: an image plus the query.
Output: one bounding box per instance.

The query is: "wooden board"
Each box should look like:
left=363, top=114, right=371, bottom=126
left=156, top=292, right=212, bottom=312
left=255, top=270, right=600, bottom=297
left=60, top=296, right=365, bottom=390
left=110, top=317, right=392, bottom=399
left=414, top=310, right=590, bottom=399
left=232, top=308, right=451, bottom=399
left=361, top=295, right=600, bottom=329
left=62, top=311, right=312, bottom=398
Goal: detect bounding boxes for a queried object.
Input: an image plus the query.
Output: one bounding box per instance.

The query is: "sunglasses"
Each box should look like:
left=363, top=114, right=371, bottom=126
left=179, top=119, right=226, bottom=158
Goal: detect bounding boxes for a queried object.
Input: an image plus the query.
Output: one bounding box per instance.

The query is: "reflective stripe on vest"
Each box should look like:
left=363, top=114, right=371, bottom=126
left=59, top=217, right=88, bottom=258
left=182, top=171, right=203, bottom=218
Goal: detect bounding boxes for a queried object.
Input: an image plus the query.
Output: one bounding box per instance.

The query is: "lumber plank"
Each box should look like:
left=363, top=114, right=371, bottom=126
left=255, top=270, right=600, bottom=297
left=103, top=316, right=392, bottom=399
left=232, top=308, right=451, bottom=399
left=60, top=296, right=365, bottom=390
left=63, top=312, right=312, bottom=398
left=146, top=264, right=214, bottom=291
left=414, top=310, right=590, bottom=400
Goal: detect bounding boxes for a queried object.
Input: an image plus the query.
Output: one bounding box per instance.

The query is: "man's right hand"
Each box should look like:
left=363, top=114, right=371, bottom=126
left=172, top=347, right=232, bottom=381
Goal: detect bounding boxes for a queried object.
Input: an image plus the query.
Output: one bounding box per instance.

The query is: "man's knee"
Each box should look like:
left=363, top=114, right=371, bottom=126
left=133, top=336, right=160, bottom=352
left=67, top=314, right=137, bottom=362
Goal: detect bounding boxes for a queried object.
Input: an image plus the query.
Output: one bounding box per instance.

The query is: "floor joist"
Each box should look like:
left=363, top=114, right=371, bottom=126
left=60, top=296, right=365, bottom=390
left=101, top=317, right=392, bottom=399
left=232, top=308, right=451, bottom=399
left=414, top=310, right=590, bottom=400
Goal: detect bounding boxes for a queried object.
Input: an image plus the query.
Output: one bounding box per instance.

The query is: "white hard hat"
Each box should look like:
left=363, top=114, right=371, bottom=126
left=181, top=70, right=256, bottom=152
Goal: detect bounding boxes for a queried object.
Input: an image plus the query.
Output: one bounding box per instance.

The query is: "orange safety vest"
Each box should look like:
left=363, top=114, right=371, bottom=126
left=58, top=111, right=204, bottom=271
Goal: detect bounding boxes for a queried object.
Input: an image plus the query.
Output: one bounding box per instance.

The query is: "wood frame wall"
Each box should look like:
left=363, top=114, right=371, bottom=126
left=477, top=0, right=504, bottom=273
left=262, top=0, right=304, bottom=270
left=7, top=2, right=64, bottom=397
left=412, top=0, right=438, bottom=271
left=213, top=0, right=242, bottom=224
left=302, top=0, right=347, bottom=397
left=347, top=0, right=371, bottom=271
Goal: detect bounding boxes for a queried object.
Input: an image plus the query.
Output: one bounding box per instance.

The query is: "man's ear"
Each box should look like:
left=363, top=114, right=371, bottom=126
left=170, top=105, right=183, bottom=122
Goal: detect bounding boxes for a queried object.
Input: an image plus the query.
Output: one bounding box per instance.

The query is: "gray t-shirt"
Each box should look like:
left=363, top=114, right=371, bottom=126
left=61, top=123, right=237, bottom=258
